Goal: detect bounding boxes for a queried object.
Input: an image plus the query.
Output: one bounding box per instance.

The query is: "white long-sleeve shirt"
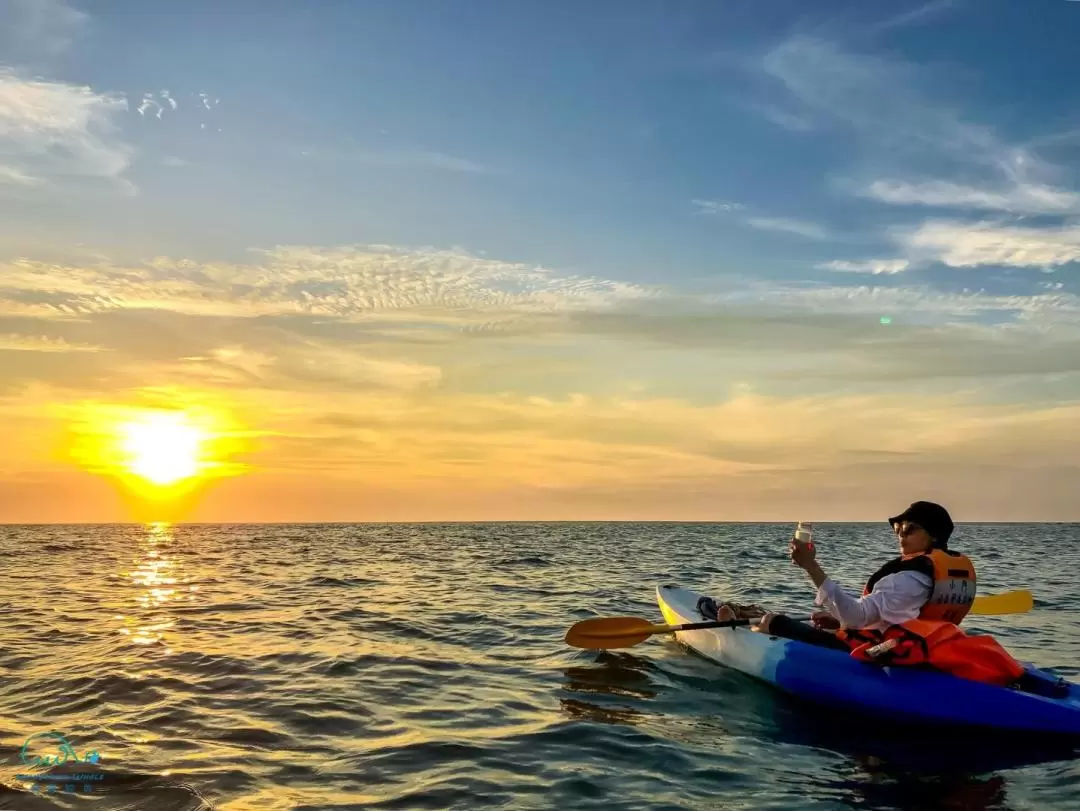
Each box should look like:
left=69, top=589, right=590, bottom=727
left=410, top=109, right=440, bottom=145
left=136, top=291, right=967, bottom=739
left=814, top=571, right=932, bottom=631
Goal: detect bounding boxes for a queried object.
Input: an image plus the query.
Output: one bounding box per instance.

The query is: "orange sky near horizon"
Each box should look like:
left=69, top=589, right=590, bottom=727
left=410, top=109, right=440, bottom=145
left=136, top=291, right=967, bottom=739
left=0, top=369, right=1077, bottom=523
left=0, top=246, right=1076, bottom=524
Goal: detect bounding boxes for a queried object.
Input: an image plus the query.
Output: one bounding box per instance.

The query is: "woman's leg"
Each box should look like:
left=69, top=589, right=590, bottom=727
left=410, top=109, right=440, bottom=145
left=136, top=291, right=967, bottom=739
left=768, top=614, right=850, bottom=651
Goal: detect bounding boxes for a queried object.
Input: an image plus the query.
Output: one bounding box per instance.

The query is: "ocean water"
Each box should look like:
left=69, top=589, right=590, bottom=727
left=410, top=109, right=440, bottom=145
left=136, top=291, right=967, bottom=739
left=1, top=522, right=1079, bottom=811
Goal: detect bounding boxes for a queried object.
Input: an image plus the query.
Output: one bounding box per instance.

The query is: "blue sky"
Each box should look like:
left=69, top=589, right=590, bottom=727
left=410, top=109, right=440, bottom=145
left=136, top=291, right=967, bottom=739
left=1, top=0, right=1079, bottom=521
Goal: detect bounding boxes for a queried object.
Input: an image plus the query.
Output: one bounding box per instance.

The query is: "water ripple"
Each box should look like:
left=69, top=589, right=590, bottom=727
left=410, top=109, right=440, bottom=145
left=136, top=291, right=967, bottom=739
left=1, top=521, right=1079, bottom=809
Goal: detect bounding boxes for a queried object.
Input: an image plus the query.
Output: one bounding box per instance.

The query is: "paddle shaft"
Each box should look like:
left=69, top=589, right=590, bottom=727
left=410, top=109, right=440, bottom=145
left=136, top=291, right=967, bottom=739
left=662, top=615, right=813, bottom=634
left=583, top=615, right=814, bottom=639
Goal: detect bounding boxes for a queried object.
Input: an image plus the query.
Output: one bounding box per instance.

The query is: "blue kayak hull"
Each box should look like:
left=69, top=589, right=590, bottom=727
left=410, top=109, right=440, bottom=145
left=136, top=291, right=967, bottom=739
left=657, top=584, right=1080, bottom=736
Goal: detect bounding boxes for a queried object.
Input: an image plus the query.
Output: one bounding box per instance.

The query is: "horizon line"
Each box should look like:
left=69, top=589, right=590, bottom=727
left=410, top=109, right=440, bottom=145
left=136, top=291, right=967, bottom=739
left=2, top=519, right=1076, bottom=526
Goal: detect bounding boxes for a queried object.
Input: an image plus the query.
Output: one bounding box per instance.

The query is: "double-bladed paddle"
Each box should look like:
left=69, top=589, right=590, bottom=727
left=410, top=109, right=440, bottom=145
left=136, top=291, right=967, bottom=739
left=564, top=590, right=1034, bottom=650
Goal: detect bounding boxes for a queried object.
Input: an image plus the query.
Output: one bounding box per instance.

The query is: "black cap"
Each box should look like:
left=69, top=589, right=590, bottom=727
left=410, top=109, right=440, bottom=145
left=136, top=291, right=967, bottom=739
left=888, top=501, right=954, bottom=546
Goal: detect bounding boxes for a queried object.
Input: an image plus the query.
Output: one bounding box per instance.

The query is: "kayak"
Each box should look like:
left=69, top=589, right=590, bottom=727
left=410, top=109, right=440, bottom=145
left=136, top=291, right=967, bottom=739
left=656, top=583, right=1080, bottom=736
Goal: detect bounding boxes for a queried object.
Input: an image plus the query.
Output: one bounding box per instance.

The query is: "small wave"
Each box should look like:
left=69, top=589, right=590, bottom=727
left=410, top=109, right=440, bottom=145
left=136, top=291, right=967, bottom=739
left=488, top=583, right=553, bottom=597
left=279, top=708, right=369, bottom=736
left=494, top=556, right=552, bottom=567
left=166, top=650, right=260, bottom=678
left=173, top=602, right=268, bottom=614
left=18, top=765, right=218, bottom=810
left=306, top=576, right=383, bottom=587
left=321, top=606, right=376, bottom=621
left=204, top=724, right=293, bottom=750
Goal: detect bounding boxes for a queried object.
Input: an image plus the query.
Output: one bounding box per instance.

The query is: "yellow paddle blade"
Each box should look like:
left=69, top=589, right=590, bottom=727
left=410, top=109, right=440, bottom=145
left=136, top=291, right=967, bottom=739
left=970, top=589, right=1034, bottom=615
left=564, top=616, right=675, bottom=650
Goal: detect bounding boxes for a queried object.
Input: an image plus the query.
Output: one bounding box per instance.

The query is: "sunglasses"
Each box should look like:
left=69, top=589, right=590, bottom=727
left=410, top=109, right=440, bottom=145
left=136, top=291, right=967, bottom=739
left=896, top=522, right=924, bottom=537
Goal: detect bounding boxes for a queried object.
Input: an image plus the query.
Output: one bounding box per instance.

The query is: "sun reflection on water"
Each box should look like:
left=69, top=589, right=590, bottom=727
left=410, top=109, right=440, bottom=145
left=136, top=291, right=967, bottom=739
left=116, top=522, right=190, bottom=650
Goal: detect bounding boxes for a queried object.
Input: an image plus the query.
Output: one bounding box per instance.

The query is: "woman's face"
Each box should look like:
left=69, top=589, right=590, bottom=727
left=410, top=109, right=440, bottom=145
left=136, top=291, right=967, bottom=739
left=896, top=521, right=934, bottom=556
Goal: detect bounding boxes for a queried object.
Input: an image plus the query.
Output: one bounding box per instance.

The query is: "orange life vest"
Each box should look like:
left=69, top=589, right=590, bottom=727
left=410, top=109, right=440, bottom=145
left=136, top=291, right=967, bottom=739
left=846, top=619, right=1026, bottom=687
left=861, top=548, right=977, bottom=625
left=836, top=549, right=1025, bottom=686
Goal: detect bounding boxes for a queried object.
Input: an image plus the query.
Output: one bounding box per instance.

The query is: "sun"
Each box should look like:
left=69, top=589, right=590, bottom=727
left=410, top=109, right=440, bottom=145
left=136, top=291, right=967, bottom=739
left=60, top=397, right=253, bottom=519
left=118, top=412, right=206, bottom=486
left=62, top=399, right=252, bottom=512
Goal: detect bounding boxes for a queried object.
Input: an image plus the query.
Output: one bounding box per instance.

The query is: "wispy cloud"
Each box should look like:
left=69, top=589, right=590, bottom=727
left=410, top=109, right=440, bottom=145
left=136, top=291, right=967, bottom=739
left=692, top=198, right=745, bottom=214
left=867, top=0, right=959, bottom=34
left=0, top=333, right=104, bottom=352
left=900, top=220, right=1080, bottom=269
left=694, top=199, right=831, bottom=240
left=759, top=35, right=1080, bottom=219
left=6, top=244, right=1077, bottom=386
left=0, top=70, right=132, bottom=190
left=135, top=91, right=180, bottom=120
left=862, top=179, right=1080, bottom=215
left=0, top=246, right=661, bottom=323
left=753, top=104, right=815, bottom=132
left=819, top=258, right=910, bottom=275
left=761, top=36, right=1014, bottom=171
left=730, top=280, right=1080, bottom=323
left=745, top=216, right=830, bottom=240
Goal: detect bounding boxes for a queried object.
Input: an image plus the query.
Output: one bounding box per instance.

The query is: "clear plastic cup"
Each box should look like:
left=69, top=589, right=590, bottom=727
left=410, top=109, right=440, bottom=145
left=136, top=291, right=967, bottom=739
left=792, top=521, right=814, bottom=563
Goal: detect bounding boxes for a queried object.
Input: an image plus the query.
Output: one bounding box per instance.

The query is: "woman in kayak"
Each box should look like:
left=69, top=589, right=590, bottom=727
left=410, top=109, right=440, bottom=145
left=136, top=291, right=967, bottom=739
left=701, top=501, right=1053, bottom=691
left=703, top=500, right=971, bottom=651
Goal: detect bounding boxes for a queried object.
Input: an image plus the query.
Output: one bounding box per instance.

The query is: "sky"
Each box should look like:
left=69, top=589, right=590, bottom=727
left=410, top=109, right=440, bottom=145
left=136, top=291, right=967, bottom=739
left=1, top=0, right=1079, bottom=523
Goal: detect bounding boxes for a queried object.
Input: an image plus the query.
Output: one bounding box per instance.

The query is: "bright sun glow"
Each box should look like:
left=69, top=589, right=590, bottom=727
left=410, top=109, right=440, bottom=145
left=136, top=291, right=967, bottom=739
left=63, top=398, right=252, bottom=516
left=118, top=412, right=206, bottom=485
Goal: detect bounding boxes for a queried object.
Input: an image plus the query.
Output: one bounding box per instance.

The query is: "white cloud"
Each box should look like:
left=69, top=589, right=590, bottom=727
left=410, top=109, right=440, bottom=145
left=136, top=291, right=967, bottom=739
left=863, top=179, right=1080, bottom=215
left=134, top=90, right=179, bottom=120
left=135, top=93, right=159, bottom=118
left=3, top=242, right=1078, bottom=400
left=819, top=258, right=910, bottom=275
left=692, top=198, right=745, bottom=215
left=0, top=70, right=131, bottom=189
left=0, top=246, right=662, bottom=322
left=900, top=220, right=1080, bottom=269
left=745, top=216, right=829, bottom=240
